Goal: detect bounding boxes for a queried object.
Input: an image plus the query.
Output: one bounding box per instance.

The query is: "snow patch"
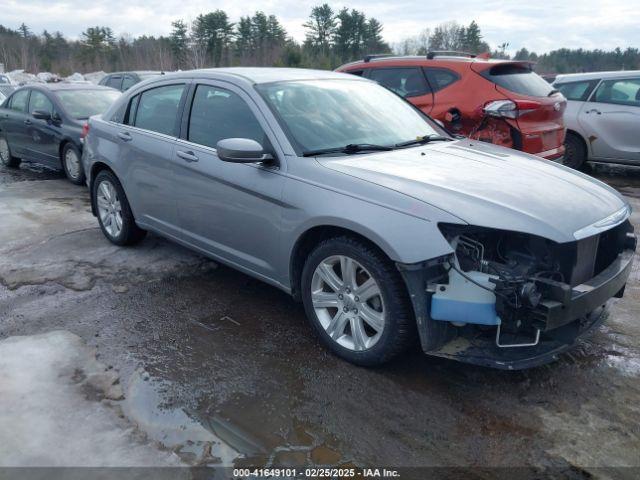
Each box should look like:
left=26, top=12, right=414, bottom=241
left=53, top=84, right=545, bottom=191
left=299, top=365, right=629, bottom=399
left=0, top=331, right=184, bottom=467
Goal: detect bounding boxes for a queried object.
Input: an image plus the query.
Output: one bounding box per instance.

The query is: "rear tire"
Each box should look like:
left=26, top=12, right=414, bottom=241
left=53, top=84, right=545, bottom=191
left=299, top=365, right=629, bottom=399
left=301, top=236, right=416, bottom=366
left=563, top=132, right=586, bottom=170
left=92, top=170, right=146, bottom=246
left=61, top=143, right=86, bottom=185
left=0, top=136, right=21, bottom=168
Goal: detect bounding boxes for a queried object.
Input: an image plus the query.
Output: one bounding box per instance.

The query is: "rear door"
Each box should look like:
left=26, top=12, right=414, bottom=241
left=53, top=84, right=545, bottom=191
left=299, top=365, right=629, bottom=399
left=554, top=78, right=600, bottom=132
left=1, top=89, right=31, bottom=157
left=25, top=89, right=59, bottom=165
left=174, top=81, right=285, bottom=279
left=578, top=76, right=640, bottom=162
left=367, top=67, right=434, bottom=113
left=117, top=82, right=188, bottom=236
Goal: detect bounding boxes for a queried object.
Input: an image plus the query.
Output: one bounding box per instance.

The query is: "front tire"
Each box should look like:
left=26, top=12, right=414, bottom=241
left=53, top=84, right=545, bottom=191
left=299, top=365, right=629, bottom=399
left=301, top=236, right=416, bottom=366
left=563, top=132, right=586, bottom=170
left=0, top=136, right=21, bottom=168
left=61, top=143, right=86, bottom=185
left=92, top=170, right=146, bottom=246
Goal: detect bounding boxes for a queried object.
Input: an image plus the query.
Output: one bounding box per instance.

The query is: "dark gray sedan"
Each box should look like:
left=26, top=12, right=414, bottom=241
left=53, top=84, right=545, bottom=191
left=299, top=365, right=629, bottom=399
left=82, top=68, right=635, bottom=369
left=0, top=83, right=120, bottom=184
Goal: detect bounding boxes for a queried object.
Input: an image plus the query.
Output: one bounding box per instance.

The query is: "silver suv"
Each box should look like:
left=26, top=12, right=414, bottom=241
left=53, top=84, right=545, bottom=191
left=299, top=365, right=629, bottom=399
left=553, top=70, right=640, bottom=168
left=83, top=68, right=635, bottom=369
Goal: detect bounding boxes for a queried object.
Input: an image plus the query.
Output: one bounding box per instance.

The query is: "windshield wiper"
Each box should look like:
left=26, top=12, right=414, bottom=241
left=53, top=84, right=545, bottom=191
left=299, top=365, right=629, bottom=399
left=302, top=143, right=394, bottom=157
left=394, top=134, right=453, bottom=148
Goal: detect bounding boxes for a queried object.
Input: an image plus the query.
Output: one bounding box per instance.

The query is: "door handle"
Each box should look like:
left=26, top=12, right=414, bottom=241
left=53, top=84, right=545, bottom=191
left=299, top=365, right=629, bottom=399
left=177, top=150, right=199, bottom=163
left=24, top=119, right=32, bottom=125
left=117, top=131, right=132, bottom=141
left=586, top=109, right=601, bottom=115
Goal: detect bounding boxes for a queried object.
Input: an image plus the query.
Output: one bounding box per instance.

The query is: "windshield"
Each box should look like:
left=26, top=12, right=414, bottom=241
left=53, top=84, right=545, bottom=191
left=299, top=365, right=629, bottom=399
left=257, top=79, right=442, bottom=155
left=55, top=89, right=121, bottom=119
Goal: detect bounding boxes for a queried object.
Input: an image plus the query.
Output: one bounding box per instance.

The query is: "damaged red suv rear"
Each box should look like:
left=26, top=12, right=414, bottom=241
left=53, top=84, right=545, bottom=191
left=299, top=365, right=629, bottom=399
left=337, top=52, right=567, bottom=160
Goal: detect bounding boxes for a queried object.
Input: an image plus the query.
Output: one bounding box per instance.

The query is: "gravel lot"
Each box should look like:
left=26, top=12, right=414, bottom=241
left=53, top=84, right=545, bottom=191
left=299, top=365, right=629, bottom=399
left=0, top=161, right=638, bottom=478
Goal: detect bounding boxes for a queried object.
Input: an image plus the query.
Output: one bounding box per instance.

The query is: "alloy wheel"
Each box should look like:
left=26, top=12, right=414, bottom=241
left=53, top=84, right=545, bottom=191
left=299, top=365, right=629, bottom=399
left=96, top=180, right=123, bottom=238
left=0, top=138, right=9, bottom=165
left=64, top=148, right=81, bottom=179
left=311, top=255, right=385, bottom=351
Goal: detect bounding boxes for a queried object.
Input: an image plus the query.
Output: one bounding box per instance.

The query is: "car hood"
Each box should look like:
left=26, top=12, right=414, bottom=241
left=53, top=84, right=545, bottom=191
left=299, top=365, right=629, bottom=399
left=317, top=140, right=628, bottom=243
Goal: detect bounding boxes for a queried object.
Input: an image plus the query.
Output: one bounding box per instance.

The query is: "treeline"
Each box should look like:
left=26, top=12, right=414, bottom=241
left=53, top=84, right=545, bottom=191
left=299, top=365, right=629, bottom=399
left=1, top=7, right=639, bottom=76
left=0, top=4, right=389, bottom=75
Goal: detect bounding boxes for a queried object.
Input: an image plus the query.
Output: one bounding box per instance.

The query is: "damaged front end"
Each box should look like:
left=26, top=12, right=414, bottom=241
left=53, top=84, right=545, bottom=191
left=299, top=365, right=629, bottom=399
left=399, top=219, right=636, bottom=369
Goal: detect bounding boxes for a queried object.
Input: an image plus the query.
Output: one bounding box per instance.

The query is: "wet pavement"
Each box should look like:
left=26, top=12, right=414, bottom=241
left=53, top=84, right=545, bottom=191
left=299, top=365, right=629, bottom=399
left=0, top=160, right=639, bottom=478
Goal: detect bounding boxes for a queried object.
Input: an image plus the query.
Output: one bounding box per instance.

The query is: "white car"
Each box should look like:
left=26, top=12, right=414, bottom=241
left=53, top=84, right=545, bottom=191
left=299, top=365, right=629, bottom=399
left=553, top=71, right=640, bottom=168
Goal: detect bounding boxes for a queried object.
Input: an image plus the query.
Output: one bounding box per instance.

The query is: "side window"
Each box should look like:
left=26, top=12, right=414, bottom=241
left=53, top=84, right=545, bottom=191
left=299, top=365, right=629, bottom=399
left=28, top=90, right=54, bottom=114
left=106, top=75, right=123, bottom=90
left=592, top=78, right=640, bottom=107
left=134, top=84, right=185, bottom=136
left=346, top=70, right=364, bottom=77
left=122, top=75, right=137, bottom=91
left=555, top=80, right=599, bottom=101
left=424, top=68, right=460, bottom=93
left=368, top=68, right=430, bottom=98
left=9, top=89, right=29, bottom=112
left=188, top=85, right=266, bottom=149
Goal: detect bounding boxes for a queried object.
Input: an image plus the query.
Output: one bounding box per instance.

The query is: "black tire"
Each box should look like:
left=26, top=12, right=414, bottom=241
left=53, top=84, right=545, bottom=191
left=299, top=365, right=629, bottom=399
left=0, top=136, right=21, bottom=168
left=92, top=170, right=146, bottom=246
left=301, top=236, right=416, bottom=366
left=61, top=143, right=86, bottom=185
left=563, top=132, right=586, bottom=170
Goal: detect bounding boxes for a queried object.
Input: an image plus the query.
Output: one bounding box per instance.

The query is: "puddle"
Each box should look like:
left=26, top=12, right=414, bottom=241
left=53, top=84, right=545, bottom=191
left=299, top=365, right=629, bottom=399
left=0, top=161, right=64, bottom=185
left=122, top=370, right=239, bottom=466
left=123, top=370, right=346, bottom=469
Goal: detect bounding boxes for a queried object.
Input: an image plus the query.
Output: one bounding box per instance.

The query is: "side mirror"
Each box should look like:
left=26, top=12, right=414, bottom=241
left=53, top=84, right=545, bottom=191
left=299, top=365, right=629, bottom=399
left=216, top=138, right=274, bottom=163
left=32, top=110, right=51, bottom=121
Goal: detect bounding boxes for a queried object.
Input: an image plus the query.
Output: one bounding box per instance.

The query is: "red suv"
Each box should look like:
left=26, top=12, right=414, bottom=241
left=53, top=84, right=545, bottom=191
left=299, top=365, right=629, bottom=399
left=336, top=52, right=566, bottom=160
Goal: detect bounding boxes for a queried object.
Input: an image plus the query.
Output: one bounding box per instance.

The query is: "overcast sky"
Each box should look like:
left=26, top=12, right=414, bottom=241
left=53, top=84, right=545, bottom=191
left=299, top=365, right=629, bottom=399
left=3, top=0, right=639, bottom=54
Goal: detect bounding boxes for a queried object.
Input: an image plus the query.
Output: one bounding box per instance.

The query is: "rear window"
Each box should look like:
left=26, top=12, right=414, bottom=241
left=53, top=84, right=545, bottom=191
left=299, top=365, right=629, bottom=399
left=482, top=64, right=554, bottom=97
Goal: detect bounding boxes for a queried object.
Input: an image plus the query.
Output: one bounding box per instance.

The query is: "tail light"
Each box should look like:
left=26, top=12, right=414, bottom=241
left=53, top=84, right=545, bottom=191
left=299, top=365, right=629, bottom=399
left=483, top=99, right=541, bottom=119
left=80, top=122, right=90, bottom=140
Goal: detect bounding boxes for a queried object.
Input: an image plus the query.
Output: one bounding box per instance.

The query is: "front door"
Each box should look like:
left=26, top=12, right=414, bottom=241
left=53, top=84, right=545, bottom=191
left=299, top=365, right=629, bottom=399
left=25, top=90, right=59, bottom=166
left=2, top=89, right=31, bottom=158
left=174, top=82, right=285, bottom=281
left=578, top=77, right=640, bottom=162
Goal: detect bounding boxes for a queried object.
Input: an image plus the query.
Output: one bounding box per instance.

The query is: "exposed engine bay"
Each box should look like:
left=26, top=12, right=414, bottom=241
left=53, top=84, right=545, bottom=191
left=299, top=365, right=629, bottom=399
left=427, top=221, right=635, bottom=350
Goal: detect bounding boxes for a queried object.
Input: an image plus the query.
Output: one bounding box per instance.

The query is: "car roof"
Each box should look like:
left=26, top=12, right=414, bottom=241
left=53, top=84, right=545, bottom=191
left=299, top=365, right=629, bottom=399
left=337, top=54, right=522, bottom=70
left=105, top=71, right=163, bottom=76
left=159, top=67, right=359, bottom=85
left=26, top=83, right=118, bottom=92
left=554, top=70, right=640, bottom=83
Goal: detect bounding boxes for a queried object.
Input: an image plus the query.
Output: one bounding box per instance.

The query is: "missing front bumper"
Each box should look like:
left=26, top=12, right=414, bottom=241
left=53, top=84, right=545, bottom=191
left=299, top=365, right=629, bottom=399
left=426, top=308, right=607, bottom=370
left=399, top=245, right=634, bottom=369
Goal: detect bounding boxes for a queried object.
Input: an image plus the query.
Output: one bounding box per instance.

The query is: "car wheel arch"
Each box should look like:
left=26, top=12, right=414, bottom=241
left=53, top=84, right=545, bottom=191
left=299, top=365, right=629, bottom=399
left=566, top=129, right=589, bottom=157
left=89, top=162, right=117, bottom=216
left=289, top=224, right=398, bottom=301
